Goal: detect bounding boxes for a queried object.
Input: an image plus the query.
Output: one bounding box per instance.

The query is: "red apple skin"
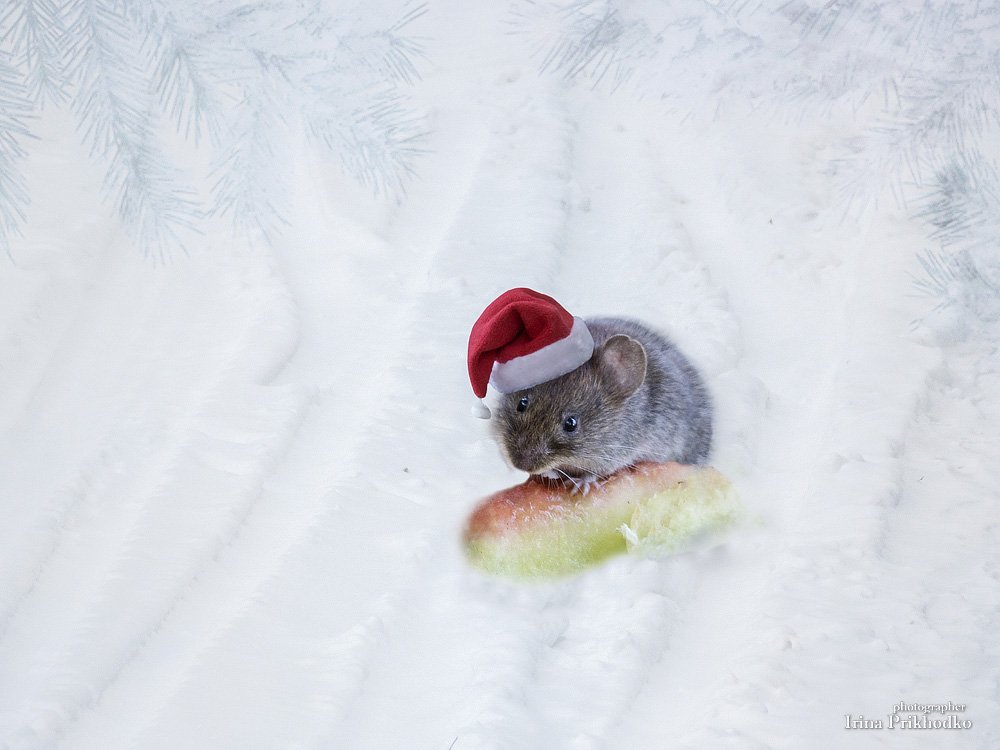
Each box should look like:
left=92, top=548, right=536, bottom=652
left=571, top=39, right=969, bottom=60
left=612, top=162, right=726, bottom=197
left=464, top=462, right=695, bottom=543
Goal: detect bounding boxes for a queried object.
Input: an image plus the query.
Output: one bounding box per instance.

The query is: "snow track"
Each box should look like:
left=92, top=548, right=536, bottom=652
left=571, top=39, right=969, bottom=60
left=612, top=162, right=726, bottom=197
left=2, top=6, right=998, bottom=750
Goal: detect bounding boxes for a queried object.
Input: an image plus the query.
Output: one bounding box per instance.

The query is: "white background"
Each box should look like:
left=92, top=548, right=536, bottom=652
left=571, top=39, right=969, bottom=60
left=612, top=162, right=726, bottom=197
left=1, top=1, right=998, bottom=748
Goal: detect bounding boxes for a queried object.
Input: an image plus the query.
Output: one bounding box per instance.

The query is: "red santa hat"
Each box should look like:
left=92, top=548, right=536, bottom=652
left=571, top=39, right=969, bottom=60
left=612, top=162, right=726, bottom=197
left=467, top=288, right=594, bottom=416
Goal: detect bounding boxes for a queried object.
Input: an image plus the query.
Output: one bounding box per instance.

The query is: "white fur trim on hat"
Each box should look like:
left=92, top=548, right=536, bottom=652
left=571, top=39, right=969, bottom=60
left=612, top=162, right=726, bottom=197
left=488, top=317, right=594, bottom=394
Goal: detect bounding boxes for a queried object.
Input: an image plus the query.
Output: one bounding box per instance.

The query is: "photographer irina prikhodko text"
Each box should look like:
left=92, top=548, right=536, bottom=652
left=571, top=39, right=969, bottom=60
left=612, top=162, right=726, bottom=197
left=845, top=701, right=972, bottom=730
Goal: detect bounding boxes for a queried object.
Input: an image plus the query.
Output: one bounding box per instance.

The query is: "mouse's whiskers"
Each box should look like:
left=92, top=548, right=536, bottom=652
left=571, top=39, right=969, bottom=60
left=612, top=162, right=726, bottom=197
left=551, top=467, right=586, bottom=494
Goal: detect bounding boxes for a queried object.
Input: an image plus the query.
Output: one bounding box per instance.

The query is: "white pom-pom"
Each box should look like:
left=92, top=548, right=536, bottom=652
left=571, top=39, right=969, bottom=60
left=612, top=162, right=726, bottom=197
left=471, top=399, right=492, bottom=419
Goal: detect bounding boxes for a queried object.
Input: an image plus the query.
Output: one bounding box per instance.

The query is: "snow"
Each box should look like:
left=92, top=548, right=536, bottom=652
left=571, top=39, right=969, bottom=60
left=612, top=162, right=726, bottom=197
left=2, top=2, right=999, bottom=749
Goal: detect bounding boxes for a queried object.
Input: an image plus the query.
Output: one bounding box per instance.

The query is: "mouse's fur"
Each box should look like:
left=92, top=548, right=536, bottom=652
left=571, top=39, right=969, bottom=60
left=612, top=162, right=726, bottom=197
left=492, top=317, right=712, bottom=483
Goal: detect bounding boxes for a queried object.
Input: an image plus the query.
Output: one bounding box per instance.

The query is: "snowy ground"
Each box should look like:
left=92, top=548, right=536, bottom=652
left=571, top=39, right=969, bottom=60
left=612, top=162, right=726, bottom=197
left=1, top=2, right=999, bottom=749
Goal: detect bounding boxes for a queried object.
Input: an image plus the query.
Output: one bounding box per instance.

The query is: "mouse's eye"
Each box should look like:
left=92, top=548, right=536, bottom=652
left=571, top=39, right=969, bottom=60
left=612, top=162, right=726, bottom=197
left=562, top=416, right=578, bottom=433
left=516, top=396, right=529, bottom=412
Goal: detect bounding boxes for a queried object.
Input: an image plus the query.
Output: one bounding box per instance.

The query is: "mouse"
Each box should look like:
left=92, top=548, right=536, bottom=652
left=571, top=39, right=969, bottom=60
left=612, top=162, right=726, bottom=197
left=491, top=317, right=712, bottom=491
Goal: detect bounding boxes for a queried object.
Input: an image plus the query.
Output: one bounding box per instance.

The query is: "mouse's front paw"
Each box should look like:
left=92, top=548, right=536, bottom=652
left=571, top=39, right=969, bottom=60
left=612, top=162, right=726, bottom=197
left=538, top=470, right=603, bottom=496
left=571, top=474, right=602, bottom=496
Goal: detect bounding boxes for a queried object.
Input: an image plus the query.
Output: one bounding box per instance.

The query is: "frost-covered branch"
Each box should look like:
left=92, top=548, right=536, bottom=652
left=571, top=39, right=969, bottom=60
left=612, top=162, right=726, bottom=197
left=518, top=0, right=1000, bottom=334
left=511, top=0, right=655, bottom=91
left=912, top=160, right=1000, bottom=329
left=511, top=0, right=760, bottom=101
left=210, top=60, right=288, bottom=243
left=61, top=0, right=200, bottom=256
left=196, top=0, right=428, bottom=235
left=278, top=0, right=429, bottom=194
left=917, top=161, right=1000, bottom=253
left=322, top=3, right=428, bottom=86
left=0, top=51, right=32, bottom=258
left=307, top=89, right=425, bottom=195
left=793, top=2, right=1000, bottom=329
left=1, top=0, right=427, bottom=254
left=125, top=0, right=226, bottom=146
left=0, top=0, right=69, bottom=104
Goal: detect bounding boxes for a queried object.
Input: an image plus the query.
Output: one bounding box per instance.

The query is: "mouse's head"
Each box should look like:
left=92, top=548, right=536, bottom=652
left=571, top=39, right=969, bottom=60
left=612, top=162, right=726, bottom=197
left=492, top=334, right=647, bottom=478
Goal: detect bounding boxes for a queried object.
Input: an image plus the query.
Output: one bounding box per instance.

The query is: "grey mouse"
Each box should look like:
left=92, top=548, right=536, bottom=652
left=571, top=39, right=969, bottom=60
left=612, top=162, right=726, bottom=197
left=492, top=317, right=712, bottom=488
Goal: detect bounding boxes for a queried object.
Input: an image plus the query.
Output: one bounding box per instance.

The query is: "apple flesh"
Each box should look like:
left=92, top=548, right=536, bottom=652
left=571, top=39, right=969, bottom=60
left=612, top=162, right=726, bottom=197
left=464, top=462, right=739, bottom=578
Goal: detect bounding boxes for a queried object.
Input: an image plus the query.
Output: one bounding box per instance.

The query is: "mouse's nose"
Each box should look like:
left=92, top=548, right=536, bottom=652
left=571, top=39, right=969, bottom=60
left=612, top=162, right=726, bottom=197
left=512, top=445, right=547, bottom=473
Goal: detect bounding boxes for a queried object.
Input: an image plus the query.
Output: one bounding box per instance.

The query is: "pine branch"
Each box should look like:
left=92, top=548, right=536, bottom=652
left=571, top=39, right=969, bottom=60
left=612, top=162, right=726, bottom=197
left=123, top=0, right=226, bottom=146
left=311, top=2, right=428, bottom=86
left=512, top=0, right=648, bottom=91
left=3, top=0, right=429, bottom=251
left=913, top=245, right=1000, bottom=325
left=294, top=0, right=428, bottom=192
left=827, top=119, right=930, bottom=213
left=210, top=75, right=288, bottom=244
left=916, top=160, right=1000, bottom=252
left=201, top=0, right=428, bottom=222
left=775, top=0, right=996, bottom=114
left=62, top=0, right=199, bottom=256
left=0, top=0, right=70, bottom=104
left=911, top=156, right=1000, bottom=328
left=512, top=0, right=761, bottom=102
left=307, top=88, right=426, bottom=195
left=0, top=51, right=32, bottom=258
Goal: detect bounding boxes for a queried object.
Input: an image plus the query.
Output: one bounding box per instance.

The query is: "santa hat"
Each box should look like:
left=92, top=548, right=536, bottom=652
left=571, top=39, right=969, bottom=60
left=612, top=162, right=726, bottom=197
left=467, top=288, right=594, bottom=417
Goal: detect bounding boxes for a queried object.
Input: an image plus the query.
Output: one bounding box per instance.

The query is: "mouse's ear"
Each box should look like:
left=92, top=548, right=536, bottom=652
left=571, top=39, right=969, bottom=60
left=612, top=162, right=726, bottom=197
left=595, top=335, right=647, bottom=400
